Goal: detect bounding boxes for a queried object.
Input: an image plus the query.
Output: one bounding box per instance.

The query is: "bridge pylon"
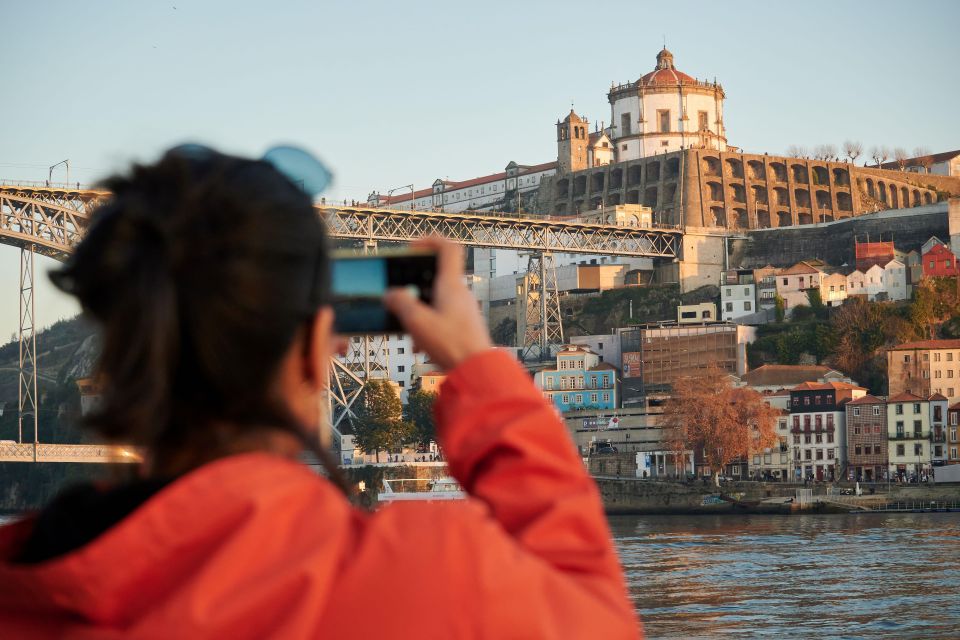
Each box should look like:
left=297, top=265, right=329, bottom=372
left=518, top=251, right=564, bottom=361
left=18, top=245, right=39, bottom=454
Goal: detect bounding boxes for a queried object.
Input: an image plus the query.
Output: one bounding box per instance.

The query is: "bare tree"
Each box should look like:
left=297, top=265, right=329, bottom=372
left=843, top=140, right=863, bottom=164
left=913, top=147, right=933, bottom=173
left=894, top=147, right=909, bottom=171
left=812, top=145, right=828, bottom=160
left=822, top=144, right=838, bottom=161
left=879, top=146, right=891, bottom=167
left=786, top=145, right=810, bottom=159
left=869, top=146, right=883, bottom=167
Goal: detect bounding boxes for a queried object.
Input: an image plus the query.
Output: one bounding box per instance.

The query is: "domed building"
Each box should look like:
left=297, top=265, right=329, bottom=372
left=607, top=48, right=726, bottom=160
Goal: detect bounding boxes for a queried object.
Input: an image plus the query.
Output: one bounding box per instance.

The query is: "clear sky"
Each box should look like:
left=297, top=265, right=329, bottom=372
left=1, top=0, right=958, bottom=340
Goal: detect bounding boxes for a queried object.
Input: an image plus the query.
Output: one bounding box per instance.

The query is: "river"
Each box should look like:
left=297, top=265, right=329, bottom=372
left=611, top=513, right=960, bottom=639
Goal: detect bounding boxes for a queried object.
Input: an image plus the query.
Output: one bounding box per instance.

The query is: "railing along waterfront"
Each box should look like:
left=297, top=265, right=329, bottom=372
left=0, top=441, right=142, bottom=463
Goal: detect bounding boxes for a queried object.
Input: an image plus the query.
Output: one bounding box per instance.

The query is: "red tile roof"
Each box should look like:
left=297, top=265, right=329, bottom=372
left=928, top=393, right=949, bottom=401
left=589, top=362, right=619, bottom=372
left=887, top=392, right=925, bottom=403
left=889, top=339, right=960, bottom=350
left=847, top=394, right=885, bottom=405
left=791, top=381, right=865, bottom=392
left=639, top=68, right=696, bottom=86
left=780, top=261, right=824, bottom=275
left=741, top=364, right=837, bottom=387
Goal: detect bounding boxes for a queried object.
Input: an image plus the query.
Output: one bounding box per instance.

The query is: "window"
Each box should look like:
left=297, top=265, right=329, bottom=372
left=953, top=412, right=959, bottom=426
left=904, top=355, right=911, bottom=363
left=398, top=381, right=404, bottom=388
left=545, top=378, right=553, bottom=390
left=935, top=353, right=942, bottom=362
left=874, top=425, right=882, bottom=434
left=853, top=407, right=861, bottom=417
left=698, top=110, right=708, bottom=131
left=827, top=432, right=834, bottom=443
left=816, top=449, right=824, bottom=460
left=827, top=449, right=835, bottom=460
left=913, top=420, right=922, bottom=435
left=602, top=393, right=610, bottom=402
left=804, top=434, right=811, bottom=444
left=793, top=435, right=800, bottom=444
left=896, top=444, right=905, bottom=456
left=815, top=433, right=823, bottom=444
left=744, top=287, right=750, bottom=296
left=397, top=347, right=405, bottom=355
left=855, top=445, right=862, bottom=456
left=658, top=110, right=670, bottom=133
left=815, top=415, right=823, bottom=428
left=575, top=394, right=582, bottom=404
left=854, top=425, right=861, bottom=434
left=805, top=450, right=812, bottom=460
left=726, top=288, right=732, bottom=296
left=793, top=416, right=800, bottom=428
left=804, top=397, right=811, bottom=406
left=896, top=421, right=904, bottom=436
left=873, top=406, right=881, bottom=416
left=913, top=403, right=921, bottom=414
left=948, top=353, right=954, bottom=362
left=591, top=393, right=598, bottom=403
left=725, top=302, right=733, bottom=312
left=896, top=404, right=904, bottom=415
left=744, top=301, right=752, bottom=311
left=562, top=394, right=569, bottom=404
left=620, top=112, right=631, bottom=136
left=397, top=365, right=405, bottom=373
left=914, top=443, right=923, bottom=456
left=804, top=415, right=811, bottom=429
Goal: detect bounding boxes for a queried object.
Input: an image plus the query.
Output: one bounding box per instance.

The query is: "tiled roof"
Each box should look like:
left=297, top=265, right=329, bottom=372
left=780, top=261, right=824, bottom=275
left=928, top=392, right=949, bottom=401
left=847, top=394, right=885, bottom=405
left=589, top=362, right=619, bottom=371
left=887, top=391, right=925, bottom=403
left=889, top=339, right=960, bottom=350
left=791, top=381, right=865, bottom=392
left=638, top=67, right=696, bottom=86
left=741, top=364, right=836, bottom=387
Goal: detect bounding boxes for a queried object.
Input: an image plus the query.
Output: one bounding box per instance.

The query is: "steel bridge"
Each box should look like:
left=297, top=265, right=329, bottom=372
left=0, top=181, right=682, bottom=462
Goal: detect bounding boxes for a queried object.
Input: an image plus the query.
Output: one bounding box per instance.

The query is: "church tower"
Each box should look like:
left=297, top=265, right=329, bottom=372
left=557, top=109, right=589, bottom=174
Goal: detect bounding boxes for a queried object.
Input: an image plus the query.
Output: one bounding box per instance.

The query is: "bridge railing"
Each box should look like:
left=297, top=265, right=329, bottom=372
left=0, top=179, right=90, bottom=191
left=0, top=442, right=142, bottom=463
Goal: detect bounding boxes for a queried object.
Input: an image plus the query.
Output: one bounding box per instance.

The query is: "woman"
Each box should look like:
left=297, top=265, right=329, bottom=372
left=0, top=147, right=639, bottom=638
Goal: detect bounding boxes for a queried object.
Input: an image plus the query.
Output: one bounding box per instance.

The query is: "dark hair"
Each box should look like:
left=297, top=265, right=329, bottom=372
left=51, top=147, right=345, bottom=488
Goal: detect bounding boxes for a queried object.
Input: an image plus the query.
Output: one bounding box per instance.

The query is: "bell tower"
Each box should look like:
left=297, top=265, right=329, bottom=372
left=557, top=109, right=589, bottom=174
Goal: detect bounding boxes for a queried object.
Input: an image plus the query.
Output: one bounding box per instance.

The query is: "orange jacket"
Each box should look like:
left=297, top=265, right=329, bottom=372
left=0, top=350, right=640, bottom=638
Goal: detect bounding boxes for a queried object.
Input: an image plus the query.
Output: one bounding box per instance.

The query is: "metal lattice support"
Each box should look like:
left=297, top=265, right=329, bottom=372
left=327, top=240, right=391, bottom=439
left=18, top=246, right=38, bottom=452
left=519, top=251, right=564, bottom=361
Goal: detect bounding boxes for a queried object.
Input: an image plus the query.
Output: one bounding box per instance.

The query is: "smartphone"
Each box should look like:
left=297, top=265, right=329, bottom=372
left=331, top=250, right=437, bottom=334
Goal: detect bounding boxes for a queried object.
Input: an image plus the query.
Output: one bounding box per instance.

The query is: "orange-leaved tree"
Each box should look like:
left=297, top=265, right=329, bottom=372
left=661, top=366, right=779, bottom=487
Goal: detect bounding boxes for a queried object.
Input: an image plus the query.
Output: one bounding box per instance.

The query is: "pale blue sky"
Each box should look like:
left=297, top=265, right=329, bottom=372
left=1, top=0, right=958, bottom=340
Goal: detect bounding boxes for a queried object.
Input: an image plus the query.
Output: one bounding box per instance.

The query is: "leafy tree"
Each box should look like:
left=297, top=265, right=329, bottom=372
left=805, top=288, right=825, bottom=318
left=403, top=389, right=437, bottom=447
left=662, top=366, right=779, bottom=487
left=774, top=295, right=785, bottom=323
left=790, top=304, right=814, bottom=322
left=352, top=380, right=412, bottom=462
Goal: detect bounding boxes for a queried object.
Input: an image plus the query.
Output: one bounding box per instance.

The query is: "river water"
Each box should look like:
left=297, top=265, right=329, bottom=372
left=610, top=513, right=960, bottom=639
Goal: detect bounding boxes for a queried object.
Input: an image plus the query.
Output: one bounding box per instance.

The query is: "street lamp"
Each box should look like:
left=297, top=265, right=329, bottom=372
left=388, top=184, right=416, bottom=211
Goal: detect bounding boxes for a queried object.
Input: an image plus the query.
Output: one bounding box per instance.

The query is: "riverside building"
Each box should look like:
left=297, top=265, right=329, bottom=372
left=788, top=381, right=866, bottom=482
left=845, top=395, right=889, bottom=481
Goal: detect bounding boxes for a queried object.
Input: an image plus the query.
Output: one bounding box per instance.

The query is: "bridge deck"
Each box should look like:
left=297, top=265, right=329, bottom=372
left=0, top=442, right=142, bottom=464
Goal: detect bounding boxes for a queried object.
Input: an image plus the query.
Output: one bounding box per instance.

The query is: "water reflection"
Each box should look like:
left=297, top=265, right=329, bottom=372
left=611, top=513, right=960, bottom=639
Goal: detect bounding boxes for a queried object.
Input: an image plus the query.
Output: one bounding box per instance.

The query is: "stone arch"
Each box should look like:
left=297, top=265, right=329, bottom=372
left=556, top=178, right=569, bottom=199
left=791, top=163, right=809, bottom=183
left=890, top=187, right=899, bottom=208
left=647, top=161, right=661, bottom=182
left=627, top=214, right=640, bottom=227
left=626, top=190, right=640, bottom=204
left=725, top=158, right=744, bottom=179
left=777, top=210, right=792, bottom=227
left=666, top=157, right=680, bottom=179
left=815, top=189, right=831, bottom=209
left=924, top=192, right=933, bottom=205
left=591, top=172, right=604, bottom=193
left=710, top=206, right=726, bottom=227
left=774, top=187, right=789, bottom=206
left=573, top=199, right=585, bottom=214
left=731, top=208, right=748, bottom=229
left=901, top=186, right=909, bottom=208
left=769, top=162, right=788, bottom=182
left=794, top=188, right=811, bottom=208
left=644, top=186, right=659, bottom=207
left=748, top=160, right=765, bottom=180
left=865, top=178, right=876, bottom=199
left=702, top=156, right=721, bottom=177
left=798, top=212, right=813, bottom=225
left=832, top=167, right=850, bottom=186
left=610, top=168, right=623, bottom=189
left=877, top=181, right=887, bottom=203
left=837, top=192, right=852, bottom=211
left=756, top=209, right=771, bottom=228
left=912, top=189, right=921, bottom=207
left=573, top=175, right=587, bottom=196
left=628, top=165, right=642, bottom=186
left=607, top=193, right=621, bottom=206
left=812, top=166, right=829, bottom=186
left=706, top=181, right=723, bottom=201
left=751, top=185, right=768, bottom=205
left=730, top=183, right=746, bottom=203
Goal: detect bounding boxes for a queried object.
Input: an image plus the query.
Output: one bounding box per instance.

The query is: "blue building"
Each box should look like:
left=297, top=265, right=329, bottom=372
left=535, top=344, right=619, bottom=412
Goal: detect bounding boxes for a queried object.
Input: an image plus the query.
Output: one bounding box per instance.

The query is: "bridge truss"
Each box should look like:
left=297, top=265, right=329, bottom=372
left=0, top=183, right=682, bottom=461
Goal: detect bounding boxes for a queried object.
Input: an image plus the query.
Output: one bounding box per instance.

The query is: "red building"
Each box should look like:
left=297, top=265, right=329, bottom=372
left=921, top=241, right=959, bottom=278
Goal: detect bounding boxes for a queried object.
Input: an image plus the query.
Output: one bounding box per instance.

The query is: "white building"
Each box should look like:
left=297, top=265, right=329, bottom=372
left=883, top=259, right=909, bottom=301
left=607, top=48, right=726, bottom=160
left=367, top=160, right=557, bottom=213
left=570, top=332, right=622, bottom=367
left=720, top=270, right=756, bottom=321
left=775, top=261, right=825, bottom=312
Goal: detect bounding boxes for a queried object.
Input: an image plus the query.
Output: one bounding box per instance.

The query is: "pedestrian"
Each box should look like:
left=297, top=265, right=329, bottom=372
left=0, top=146, right=638, bottom=638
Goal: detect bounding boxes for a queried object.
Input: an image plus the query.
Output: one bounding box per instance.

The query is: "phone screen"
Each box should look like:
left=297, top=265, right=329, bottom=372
left=331, top=253, right=436, bottom=334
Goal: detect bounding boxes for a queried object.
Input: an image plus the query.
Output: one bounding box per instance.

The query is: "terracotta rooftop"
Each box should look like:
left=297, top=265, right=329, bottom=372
left=780, top=261, right=825, bottom=276
left=741, top=364, right=837, bottom=387
left=889, top=339, right=960, bottom=350
left=791, top=381, right=865, bottom=392
left=847, top=394, right=885, bottom=405
left=589, top=362, right=619, bottom=372
left=929, top=392, right=949, bottom=401
left=887, top=392, right=925, bottom=403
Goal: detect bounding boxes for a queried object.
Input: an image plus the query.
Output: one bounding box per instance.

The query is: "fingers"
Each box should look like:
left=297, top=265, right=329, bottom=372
left=410, top=236, right=464, bottom=289
left=385, top=288, right=440, bottom=347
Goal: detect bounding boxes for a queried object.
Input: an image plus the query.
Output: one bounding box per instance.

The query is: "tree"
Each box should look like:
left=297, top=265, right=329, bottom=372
left=352, top=380, right=414, bottom=462
left=662, top=367, right=779, bottom=487
left=774, top=294, right=785, bottom=323
left=813, top=144, right=837, bottom=161
left=806, top=288, right=825, bottom=317
left=786, top=145, right=810, bottom=159
left=893, top=147, right=909, bottom=171
left=843, top=140, right=863, bottom=164
left=913, top=147, right=932, bottom=173
left=869, top=146, right=891, bottom=168
left=403, top=389, right=437, bottom=448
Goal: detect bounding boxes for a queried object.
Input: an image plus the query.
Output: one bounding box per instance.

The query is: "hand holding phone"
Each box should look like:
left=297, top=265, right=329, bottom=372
left=384, top=238, right=493, bottom=371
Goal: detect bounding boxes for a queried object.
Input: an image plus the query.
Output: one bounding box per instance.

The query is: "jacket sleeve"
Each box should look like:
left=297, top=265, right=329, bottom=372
left=429, top=348, right=640, bottom=638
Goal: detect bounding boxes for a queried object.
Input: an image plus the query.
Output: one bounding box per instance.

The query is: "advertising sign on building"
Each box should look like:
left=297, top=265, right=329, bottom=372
left=622, top=352, right=642, bottom=378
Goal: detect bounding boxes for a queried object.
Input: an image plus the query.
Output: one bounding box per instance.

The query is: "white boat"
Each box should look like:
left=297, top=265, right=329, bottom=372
left=378, top=477, right=466, bottom=502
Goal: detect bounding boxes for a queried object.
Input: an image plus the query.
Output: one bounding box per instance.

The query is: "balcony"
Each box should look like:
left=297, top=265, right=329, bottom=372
left=931, top=433, right=946, bottom=443
left=890, top=433, right=926, bottom=441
